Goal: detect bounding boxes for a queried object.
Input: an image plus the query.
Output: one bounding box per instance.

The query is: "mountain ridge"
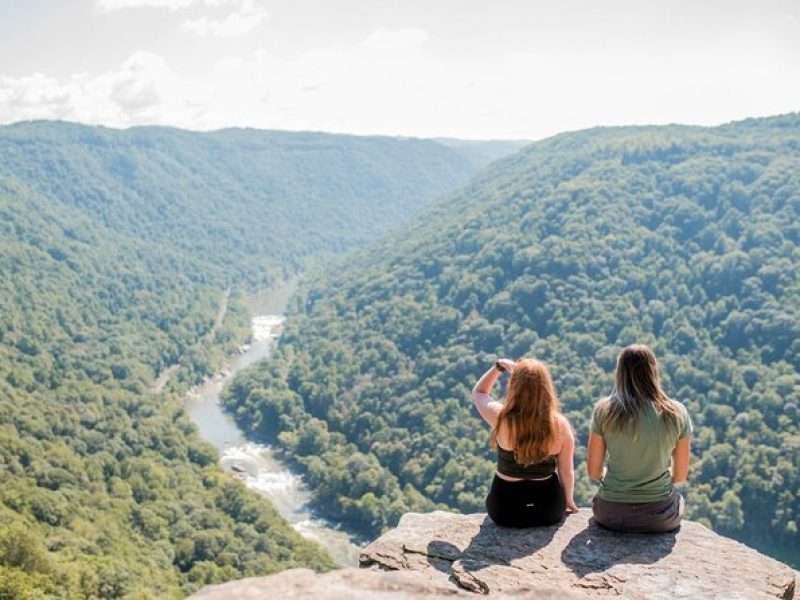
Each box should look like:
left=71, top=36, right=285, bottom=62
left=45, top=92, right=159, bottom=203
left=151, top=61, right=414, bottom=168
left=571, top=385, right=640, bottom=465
left=0, top=122, right=517, bottom=596
left=222, top=112, right=800, bottom=565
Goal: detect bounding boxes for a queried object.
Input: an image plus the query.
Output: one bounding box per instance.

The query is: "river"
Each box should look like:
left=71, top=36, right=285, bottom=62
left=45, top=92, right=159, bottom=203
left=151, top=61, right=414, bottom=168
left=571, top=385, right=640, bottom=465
left=183, top=282, right=361, bottom=566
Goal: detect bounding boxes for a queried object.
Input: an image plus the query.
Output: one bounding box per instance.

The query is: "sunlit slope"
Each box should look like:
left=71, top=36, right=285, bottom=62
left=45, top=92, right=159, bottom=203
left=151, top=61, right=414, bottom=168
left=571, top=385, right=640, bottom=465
left=224, top=114, right=800, bottom=566
left=0, top=176, right=339, bottom=597
left=0, top=123, right=504, bottom=597
left=0, top=121, right=485, bottom=280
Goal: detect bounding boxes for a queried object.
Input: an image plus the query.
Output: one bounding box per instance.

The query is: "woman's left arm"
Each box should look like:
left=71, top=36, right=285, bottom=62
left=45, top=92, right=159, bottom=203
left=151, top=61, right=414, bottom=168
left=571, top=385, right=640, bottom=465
left=587, top=432, right=606, bottom=482
left=557, top=417, right=579, bottom=512
left=672, top=406, right=693, bottom=484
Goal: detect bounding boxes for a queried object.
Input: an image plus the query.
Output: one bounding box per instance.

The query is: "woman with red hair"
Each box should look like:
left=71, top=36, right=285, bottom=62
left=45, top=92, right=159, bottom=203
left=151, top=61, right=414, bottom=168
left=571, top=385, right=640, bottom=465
left=473, top=357, right=578, bottom=527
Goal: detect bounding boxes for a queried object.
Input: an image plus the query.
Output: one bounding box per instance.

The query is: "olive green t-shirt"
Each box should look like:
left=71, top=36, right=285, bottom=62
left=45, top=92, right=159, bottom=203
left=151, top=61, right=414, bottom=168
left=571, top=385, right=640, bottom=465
left=591, top=399, right=693, bottom=503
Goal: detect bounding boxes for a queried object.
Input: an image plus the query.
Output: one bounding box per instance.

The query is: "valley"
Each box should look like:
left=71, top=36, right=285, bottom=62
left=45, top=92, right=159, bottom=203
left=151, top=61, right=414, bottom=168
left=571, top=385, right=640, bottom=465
left=1, top=115, right=798, bottom=600
left=223, top=115, right=800, bottom=567
left=182, top=280, right=361, bottom=566
left=0, top=121, right=505, bottom=596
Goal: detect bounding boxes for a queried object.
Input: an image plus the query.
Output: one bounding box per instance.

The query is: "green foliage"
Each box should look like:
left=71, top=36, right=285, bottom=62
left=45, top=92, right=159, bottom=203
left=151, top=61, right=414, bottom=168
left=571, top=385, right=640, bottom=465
left=0, top=121, right=492, bottom=596
left=0, top=121, right=480, bottom=284
left=223, top=115, right=800, bottom=567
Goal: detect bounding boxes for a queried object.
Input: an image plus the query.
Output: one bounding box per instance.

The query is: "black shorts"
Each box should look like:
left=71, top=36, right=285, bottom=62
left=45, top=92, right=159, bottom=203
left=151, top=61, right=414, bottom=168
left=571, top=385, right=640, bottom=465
left=485, top=473, right=566, bottom=528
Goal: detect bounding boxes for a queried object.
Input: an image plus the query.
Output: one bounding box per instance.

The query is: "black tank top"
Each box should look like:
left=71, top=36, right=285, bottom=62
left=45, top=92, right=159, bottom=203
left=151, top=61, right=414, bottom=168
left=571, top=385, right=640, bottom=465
left=497, top=447, right=557, bottom=479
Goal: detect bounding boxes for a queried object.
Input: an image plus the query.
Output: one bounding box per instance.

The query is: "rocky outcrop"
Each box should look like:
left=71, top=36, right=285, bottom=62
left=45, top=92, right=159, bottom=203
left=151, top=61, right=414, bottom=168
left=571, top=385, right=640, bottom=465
left=189, top=566, right=575, bottom=599
left=360, top=510, right=797, bottom=599
left=191, top=510, right=797, bottom=599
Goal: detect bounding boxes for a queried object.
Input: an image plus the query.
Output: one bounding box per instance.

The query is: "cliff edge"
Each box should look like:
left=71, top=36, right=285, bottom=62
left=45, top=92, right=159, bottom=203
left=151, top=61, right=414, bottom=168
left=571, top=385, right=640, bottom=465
left=361, top=510, right=796, bottom=599
left=192, top=510, right=797, bottom=599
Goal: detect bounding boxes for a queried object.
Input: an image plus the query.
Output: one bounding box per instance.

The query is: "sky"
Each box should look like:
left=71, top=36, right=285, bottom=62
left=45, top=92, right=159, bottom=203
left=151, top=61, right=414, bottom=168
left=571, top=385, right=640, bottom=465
left=0, top=0, right=798, bottom=140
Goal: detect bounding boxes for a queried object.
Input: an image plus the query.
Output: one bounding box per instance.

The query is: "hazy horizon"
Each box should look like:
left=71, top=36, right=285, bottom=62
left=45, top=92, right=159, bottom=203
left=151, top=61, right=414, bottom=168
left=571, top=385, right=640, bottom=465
left=3, top=110, right=798, bottom=144
left=1, top=0, right=798, bottom=140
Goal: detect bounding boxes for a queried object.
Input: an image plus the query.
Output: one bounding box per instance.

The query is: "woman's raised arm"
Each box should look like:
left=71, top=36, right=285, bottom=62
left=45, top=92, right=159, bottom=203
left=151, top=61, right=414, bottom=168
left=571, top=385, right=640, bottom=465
left=472, top=359, right=512, bottom=427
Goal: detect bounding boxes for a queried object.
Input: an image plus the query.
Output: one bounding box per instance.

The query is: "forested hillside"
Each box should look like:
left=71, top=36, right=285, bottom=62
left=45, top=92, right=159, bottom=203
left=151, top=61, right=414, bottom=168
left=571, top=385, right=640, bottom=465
left=0, top=121, right=499, bottom=597
left=0, top=121, right=483, bottom=281
left=0, top=177, right=337, bottom=597
left=224, top=114, right=800, bottom=567
left=433, top=138, right=530, bottom=170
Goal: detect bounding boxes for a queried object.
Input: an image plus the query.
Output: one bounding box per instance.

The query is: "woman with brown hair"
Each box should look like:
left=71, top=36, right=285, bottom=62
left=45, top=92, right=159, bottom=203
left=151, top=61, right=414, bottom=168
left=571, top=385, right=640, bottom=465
left=587, top=344, right=693, bottom=532
left=473, top=357, right=578, bottom=527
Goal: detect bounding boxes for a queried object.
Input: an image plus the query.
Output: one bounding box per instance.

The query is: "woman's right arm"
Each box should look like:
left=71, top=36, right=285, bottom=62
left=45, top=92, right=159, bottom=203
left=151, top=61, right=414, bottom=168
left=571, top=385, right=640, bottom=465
left=671, top=437, right=690, bottom=484
left=587, top=432, right=606, bottom=482
left=472, top=359, right=512, bottom=427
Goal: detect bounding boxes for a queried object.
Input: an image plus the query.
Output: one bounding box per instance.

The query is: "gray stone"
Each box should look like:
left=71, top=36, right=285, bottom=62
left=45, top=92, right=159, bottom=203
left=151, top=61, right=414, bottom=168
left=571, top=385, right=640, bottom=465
left=189, top=567, right=571, bottom=599
left=191, top=510, right=797, bottom=599
left=360, top=510, right=797, bottom=599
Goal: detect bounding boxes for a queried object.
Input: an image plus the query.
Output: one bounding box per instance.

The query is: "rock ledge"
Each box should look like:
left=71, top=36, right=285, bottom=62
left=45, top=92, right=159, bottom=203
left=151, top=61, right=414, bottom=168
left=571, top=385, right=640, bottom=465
left=360, top=510, right=796, bottom=599
left=191, top=510, right=797, bottom=599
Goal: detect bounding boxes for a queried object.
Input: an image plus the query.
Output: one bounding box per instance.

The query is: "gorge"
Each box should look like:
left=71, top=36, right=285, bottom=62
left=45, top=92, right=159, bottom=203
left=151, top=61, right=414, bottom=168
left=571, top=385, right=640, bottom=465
left=0, top=121, right=509, bottom=596
left=222, top=114, right=800, bottom=566
left=1, top=116, right=798, bottom=599
left=182, top=281, right=361, bottom=566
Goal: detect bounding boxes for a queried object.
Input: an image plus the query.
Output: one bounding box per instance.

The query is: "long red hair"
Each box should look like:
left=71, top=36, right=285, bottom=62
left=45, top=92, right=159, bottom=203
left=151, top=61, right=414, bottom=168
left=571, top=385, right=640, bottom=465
left=490, top=358, right=560, bottom=464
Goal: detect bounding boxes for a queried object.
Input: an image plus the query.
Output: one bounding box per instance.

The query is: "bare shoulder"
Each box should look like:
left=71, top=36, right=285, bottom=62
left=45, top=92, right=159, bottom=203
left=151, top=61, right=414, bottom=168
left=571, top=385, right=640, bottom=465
left=556, top=413, right=574, bottom=438
left=552, top=413, right=573, bottom=455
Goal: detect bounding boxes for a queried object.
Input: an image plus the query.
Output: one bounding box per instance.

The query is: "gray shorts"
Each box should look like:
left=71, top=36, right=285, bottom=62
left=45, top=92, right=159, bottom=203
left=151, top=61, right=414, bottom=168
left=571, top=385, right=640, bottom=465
left=592, top=490, right=684, bottom=533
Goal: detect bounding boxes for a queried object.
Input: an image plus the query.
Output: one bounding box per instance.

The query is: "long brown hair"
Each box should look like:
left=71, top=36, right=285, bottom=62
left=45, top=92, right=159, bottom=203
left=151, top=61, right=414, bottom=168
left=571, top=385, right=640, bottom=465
left=490, top=358, right=560, bottom=464
left=597, top=344, right=680, bottom=435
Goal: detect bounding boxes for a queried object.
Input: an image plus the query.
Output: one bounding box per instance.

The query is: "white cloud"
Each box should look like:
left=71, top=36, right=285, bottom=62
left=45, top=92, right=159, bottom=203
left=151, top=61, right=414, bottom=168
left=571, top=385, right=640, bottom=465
left=5, top=1, right=799, bottom=138
left=1, top=25, right=798, bottom=139
left=95, top=0, right=267, bottom=38
left=108, top=52, right=172, bottom=113
left=362, top=28, right=429, bottom=52
left=181, top=1, right=268, bottom=37
left=0, top=73, right=77, bottom=121
left=0, top=51, right=206, bottom=127
left=94, top=0, right=242, bottom=12
left=96, top=0, right=202, bottom=12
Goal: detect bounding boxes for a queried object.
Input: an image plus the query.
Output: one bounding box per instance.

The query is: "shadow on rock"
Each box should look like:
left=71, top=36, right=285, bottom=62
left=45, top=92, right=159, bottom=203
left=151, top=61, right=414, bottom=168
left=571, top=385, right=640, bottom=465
left=361, top=511, right=796, bottom=599
left=560, top=517, right=678, bottom=578
left=426, top=515, right=562, bottom=592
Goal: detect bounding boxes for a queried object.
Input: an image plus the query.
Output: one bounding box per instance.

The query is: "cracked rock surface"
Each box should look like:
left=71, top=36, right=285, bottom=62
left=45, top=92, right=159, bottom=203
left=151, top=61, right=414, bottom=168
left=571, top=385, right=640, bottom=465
left=359, top=510, right=797, bottom=599
left=189, top=567, right=570, bottom=599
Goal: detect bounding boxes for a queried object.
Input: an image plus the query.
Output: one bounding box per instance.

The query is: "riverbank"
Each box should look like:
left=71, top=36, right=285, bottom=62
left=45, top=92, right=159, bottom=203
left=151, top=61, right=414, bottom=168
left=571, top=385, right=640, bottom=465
left=182, top=281, right=361, bottom=566
left=150, top=286, right=232, bottom=393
